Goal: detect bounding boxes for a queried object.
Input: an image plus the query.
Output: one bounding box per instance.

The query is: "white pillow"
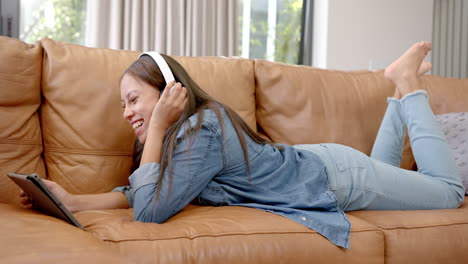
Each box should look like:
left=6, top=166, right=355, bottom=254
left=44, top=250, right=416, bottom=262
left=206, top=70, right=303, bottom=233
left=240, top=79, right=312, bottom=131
left=436, top=112, right=468, bottom=195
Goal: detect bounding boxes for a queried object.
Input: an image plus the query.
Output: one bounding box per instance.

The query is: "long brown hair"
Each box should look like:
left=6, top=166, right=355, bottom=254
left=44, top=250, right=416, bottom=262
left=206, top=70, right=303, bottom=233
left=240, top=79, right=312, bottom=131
left=124, top=54, right=271, bottom=200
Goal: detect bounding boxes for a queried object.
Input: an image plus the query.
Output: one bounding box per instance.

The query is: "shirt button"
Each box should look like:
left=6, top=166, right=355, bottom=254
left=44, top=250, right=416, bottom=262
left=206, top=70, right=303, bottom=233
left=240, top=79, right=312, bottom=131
left=301, top=217, right=307, bottom=221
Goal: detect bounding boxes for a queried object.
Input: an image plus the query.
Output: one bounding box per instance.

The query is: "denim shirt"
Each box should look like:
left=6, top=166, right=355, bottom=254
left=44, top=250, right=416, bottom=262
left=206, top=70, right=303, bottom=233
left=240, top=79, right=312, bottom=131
left=114, top=105, right=351, bottom=248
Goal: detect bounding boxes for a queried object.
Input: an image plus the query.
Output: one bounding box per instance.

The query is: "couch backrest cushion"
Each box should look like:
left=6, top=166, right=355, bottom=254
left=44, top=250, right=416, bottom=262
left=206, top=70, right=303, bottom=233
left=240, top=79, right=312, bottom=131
left=421, top=76, right=468, bottom=114
left=40, top=38, right=256, bottom=194
left=0, top=37, right=46, bottom=204
left=254, top=59, right=394, bottom=155
left=173, top=56, right=257, bottom=129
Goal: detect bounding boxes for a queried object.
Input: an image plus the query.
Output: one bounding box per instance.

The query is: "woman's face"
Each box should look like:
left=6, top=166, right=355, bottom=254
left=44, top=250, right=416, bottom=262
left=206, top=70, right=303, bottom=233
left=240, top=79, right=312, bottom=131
left=120, top=73, right=160, bottom=144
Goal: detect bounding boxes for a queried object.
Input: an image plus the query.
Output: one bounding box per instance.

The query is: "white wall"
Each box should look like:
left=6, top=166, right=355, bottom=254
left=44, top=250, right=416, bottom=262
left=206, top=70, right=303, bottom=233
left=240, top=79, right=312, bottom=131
left=313, top=0, right=434, bottom=71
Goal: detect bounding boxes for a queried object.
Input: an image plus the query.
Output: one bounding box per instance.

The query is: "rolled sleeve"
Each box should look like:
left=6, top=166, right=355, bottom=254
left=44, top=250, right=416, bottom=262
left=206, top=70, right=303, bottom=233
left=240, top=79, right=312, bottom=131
left=112, top=185, right=135, bottom=208
left=131, top=124, right=224, bottom=223
left=112, top=162, right=160, bottom=208
left=129, top=162, right=161, bottom=191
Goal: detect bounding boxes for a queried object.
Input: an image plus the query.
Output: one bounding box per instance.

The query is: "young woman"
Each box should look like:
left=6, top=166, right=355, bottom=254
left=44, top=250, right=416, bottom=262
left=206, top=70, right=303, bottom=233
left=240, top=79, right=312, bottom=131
left=20, top=42, right=464, bottom=248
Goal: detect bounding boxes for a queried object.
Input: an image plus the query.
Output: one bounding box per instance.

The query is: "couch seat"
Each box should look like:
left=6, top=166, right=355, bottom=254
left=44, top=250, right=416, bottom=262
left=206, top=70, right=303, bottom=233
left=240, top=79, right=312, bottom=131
left=349, top=197, right=468, bottom=264
left=0, top=203, right=130, bottom=263
left=76, top=204, right=384, bottom=264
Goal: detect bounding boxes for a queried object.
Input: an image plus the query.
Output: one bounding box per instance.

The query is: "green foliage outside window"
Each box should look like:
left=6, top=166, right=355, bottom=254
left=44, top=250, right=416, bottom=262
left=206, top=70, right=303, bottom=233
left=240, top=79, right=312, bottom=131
left=239, top=0, right=303, bottom=65
left=274, top=0, right=303, bottom=64
left=21, top=0, right=86, bottom=44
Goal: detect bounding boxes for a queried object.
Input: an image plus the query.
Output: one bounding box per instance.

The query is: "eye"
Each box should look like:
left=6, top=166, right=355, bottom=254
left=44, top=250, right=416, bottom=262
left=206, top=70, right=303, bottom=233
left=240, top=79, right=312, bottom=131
left=130, top=97, right=138, bottom=103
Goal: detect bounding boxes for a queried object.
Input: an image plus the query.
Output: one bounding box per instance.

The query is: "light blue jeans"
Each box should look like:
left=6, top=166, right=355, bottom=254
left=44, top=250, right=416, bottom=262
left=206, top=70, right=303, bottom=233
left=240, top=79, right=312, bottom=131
left=297, top=90, right=465, bottom=211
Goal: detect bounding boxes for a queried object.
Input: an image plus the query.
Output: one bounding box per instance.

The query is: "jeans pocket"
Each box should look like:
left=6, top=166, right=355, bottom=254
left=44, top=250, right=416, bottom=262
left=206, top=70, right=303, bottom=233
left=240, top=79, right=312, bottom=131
left=320, top=143, right=368, bottom=172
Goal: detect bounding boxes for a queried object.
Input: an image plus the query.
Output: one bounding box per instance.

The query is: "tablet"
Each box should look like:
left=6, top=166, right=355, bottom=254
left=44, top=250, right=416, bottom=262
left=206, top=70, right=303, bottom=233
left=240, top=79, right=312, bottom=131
left=8, top=172, right=85, bottom=230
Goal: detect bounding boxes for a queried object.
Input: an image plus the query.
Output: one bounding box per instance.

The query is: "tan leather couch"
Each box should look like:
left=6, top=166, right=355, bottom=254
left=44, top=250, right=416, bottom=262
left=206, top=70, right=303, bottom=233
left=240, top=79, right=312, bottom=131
left=1, top=36, right=467, bottom=263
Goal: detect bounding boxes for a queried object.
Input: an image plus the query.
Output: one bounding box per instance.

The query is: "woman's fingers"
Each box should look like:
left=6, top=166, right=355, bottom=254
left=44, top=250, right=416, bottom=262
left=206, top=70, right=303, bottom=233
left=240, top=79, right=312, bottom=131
left=169, top=83, right=178, bottom=95
left=150, top=82, right=188, bottom=129
left=20, top=196, right=32, bottom=205
left=19, top=193, right=33, bottom=209
left=162, top=82, right=187, bottom=102
left=179, top=87, right=188, bottom=105
left=19, top=190, right=31, bottom=204
left=180, top=86, right=187, bottom=97
left=20, top=196, right=29, bottom=204
left=165, top=83, right=187, bottom=110
left=171, top=86, right=187, bottom=113
left=169, top=82, right=182, bottom=96
left=162, top=81, right=176, bottom=98
left=18, top=180, right=67, bottom=210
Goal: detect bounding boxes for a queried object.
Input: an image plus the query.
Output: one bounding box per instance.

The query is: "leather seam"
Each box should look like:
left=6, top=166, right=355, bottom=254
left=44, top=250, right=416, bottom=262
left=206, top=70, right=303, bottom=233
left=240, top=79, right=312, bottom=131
left=99, top=229, right=382, bottom=243
left=370, top=221, right=468, bottom=230
left=45, top=147, right=132, bottom=156
left=0, top=140, right=41, bottom=145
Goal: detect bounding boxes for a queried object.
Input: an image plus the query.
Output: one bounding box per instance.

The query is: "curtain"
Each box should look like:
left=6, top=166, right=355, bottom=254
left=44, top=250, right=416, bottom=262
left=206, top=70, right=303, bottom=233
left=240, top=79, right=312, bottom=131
left=85, top=0, right=238, bottom=56
left=432, top=0, right=468, bottom=78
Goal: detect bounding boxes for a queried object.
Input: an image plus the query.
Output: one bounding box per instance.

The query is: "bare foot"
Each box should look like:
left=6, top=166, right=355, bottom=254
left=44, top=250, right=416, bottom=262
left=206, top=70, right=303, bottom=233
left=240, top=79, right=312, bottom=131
left=384, top=42, right=432, bottom=97
left=418, top=61, right=432, bottom=76
left=392, top=60, right=432, bottom=99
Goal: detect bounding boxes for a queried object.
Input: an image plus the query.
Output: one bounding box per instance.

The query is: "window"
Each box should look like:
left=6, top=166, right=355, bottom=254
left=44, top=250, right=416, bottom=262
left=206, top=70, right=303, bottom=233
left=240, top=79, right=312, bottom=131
left=20, top=0, right=87, bottom=45
left=0, top=0, right=87, bottom=44
left=239, top=0, right=304, bottom=65
left=5, top=0, right=305, bottom=63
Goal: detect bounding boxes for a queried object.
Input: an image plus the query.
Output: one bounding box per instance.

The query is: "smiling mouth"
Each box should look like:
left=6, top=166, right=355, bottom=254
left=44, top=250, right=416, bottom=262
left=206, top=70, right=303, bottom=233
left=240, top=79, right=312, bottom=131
left=132, top=120, right=144, bottom=129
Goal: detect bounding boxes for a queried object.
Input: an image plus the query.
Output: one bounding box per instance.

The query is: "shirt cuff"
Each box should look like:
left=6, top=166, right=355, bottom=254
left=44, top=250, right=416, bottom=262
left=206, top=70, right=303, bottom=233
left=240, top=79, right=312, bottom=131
left=129, top=162, right=161, bottom=192
left=112, top=185, right=135, bottom=208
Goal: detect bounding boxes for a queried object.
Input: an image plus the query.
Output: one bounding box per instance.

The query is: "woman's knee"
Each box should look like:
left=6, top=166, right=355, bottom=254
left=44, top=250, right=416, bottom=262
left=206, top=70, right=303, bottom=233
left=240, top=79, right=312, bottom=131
left=447, top=184, right=465, bottom=208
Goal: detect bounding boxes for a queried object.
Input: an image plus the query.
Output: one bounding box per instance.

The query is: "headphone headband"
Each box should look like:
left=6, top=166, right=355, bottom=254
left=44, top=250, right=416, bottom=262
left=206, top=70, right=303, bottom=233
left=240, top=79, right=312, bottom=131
left=139, top=52, right=175, bottom=84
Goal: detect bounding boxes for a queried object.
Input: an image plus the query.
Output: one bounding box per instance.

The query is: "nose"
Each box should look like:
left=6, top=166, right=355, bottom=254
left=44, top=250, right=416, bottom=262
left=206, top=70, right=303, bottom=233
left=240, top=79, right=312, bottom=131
left=123, top=106, right=134, bottom=120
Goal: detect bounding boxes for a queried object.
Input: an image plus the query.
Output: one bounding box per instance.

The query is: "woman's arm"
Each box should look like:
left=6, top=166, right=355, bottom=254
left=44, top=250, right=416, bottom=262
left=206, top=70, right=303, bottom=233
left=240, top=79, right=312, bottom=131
left=70, top=192, right=129, bottom=213
left=20, top=179, right=129, bottom=213
left=140, top=123, right=166, bottom=165
left=131, top=119, right=225, bottom=223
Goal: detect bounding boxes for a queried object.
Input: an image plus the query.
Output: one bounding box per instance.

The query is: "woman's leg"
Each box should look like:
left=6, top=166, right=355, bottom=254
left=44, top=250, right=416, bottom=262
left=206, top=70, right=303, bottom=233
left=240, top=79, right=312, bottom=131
left=323, top=42, right=464, bottom=211
left=370, top=60, right=433, bottom=166
left=385, top=41, right=464, bottom=199
left=370, top=98, right=405, bottom=167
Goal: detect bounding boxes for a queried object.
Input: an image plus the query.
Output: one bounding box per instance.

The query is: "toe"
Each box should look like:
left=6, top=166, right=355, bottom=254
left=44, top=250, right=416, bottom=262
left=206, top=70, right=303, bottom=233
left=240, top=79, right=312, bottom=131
left=423, top=41, right=432, bottom=52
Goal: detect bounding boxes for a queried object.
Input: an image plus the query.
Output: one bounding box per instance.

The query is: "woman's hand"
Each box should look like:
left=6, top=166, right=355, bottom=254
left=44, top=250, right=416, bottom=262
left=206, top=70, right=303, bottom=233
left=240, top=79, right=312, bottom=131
left=149, top=81, right=188, bottom=130
left=19, top=190, right=33, bottom=209
left=19, top=179, right=76, bottom=213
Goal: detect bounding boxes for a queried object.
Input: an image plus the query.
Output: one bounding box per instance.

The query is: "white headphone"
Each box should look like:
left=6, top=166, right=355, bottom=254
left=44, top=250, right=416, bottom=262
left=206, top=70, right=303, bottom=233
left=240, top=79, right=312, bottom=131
left=139, top=52, right=176, bottom=93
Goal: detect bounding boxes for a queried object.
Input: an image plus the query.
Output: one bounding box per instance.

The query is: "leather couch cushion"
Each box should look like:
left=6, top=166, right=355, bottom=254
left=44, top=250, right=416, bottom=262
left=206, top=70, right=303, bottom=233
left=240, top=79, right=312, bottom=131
left=254, top=59, right=394, bottom=155
left=76, top=205, right=384, bottom=263
left=40, top=38, right=138, bottom=194
left=0, top=204, right=131, bottom=263
left=420, top=75, right=468, bottom=114
left=349, top=197, right=468, bottom=264
left=173, top=55, right=257, bottom=130
left=0, top=37, right=46, bottom=204
left=40, top=38, right=256, bottom=194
